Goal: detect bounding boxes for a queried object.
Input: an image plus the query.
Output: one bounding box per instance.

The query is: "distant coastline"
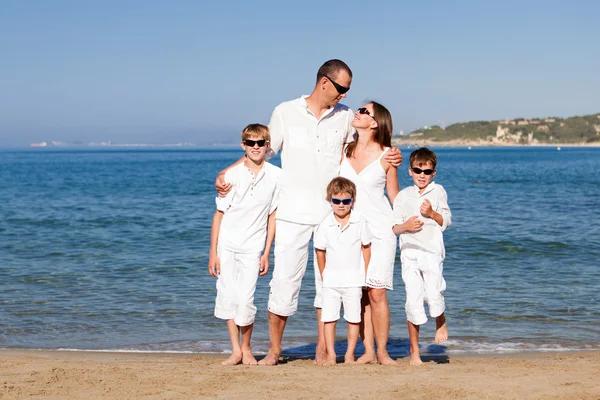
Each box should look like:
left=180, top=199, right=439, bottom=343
left=391, top=137, right=600, bottom=147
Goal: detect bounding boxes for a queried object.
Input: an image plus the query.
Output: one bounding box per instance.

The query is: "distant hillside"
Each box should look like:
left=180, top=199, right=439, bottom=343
left=395, top=112, right=600, bottom=145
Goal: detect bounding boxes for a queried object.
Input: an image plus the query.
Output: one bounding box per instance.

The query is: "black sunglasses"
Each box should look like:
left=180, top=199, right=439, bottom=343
left=325, top=75, right=350, bottom=95
left=244, top=139, right=267, bottom=147
left=330, top=197, right=353, bottom=205
left=411, top=167, right=435, bottom=175
left=357, top=107, right=376, bottom=119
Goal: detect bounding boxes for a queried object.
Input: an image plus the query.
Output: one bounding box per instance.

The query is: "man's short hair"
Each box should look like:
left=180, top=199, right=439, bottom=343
left=326, top=176, right=357, bottom=200
left=409, top=147, right=438, bottom=169
left=241, top=123, right=270, bottom=142
left=316, top=59, right=353, bottom=84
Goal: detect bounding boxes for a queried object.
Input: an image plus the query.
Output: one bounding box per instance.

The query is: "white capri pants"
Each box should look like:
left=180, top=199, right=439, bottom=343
left=321, top=287, right=362, bottom=323
left=400, top=248, right=446, bottom=326
left=267, top=220, right=322, bottom=316
left=214, top=247, right=261, bottom=327
left=365, top=235, right=397, bottom=290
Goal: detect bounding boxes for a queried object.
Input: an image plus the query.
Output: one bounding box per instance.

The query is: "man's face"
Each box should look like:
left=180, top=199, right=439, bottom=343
left=325, top=70, right=352, bottom=106
left=408, top=160, right=436, bottom=190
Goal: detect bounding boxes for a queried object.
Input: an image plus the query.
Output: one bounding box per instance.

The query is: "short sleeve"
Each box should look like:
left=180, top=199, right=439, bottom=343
left=392, top=192, right=406, bottom=225
left=313, top=224, right=328, bottom=250
left=215, top=169, right=236, bottom=212
left=267, top=106, right=284, bottom=157
left=436, top=186, right=452, bottom=231
left=344, top=110, right=356, bottom=144
left=360, top=217, right=372, bottom=246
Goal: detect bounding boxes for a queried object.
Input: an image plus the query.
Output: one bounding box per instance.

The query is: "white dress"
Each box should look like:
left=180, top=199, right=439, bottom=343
left=339, top=147, right=397, bottom=290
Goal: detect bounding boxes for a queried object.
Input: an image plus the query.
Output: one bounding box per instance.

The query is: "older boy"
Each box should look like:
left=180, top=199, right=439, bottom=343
left=314, top=177, right=371, bottom=366
left=208, top=124, right=281, bottom=366
left=392, top=147, right=452, bottom=366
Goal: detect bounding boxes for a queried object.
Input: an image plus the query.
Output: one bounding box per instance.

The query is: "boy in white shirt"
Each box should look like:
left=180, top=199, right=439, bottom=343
left=208, top=124, right=282, bottom=366
left=314, top=177, right=371, bottom=366
left=392, top=147, right=452, bottom=366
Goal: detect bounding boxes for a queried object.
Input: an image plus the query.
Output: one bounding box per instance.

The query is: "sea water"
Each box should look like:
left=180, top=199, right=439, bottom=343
left=1, top=147, right=599, bottom=357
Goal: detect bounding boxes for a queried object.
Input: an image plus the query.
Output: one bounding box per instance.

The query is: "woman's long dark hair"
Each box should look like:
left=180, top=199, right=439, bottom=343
left=345, top=101, right=393, bottom=159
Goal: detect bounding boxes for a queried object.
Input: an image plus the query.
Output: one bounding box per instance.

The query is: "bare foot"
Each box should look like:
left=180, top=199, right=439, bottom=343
left=314, top=347, right=328, bottom=365
left=435, top=315, right=448, bottom=344
left=377, top=352, right=398, bottom=366
left=221, top=352, right=242, bottom=366
left=241, top=349, right=257, bottom=365
left=344, top=353, right=356, bottom=364
left=257, top=351, right=279, bottom=366
left=409, top=353, right=423, bottom=366
left=322, top=354, right=337, bottom=366
left=355, top=351, right=377, bottom=364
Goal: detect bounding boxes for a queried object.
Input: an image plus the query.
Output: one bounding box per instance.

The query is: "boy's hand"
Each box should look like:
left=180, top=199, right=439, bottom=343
left=383, top=147, right=403, bottom=167
left=420, top=199, right=434, bottom=218
left=215, top=173, right=232, bottom=197
left=403, top=216, right=424, bottom=233
left=259, top=254, right=269, bottom=276
left=208, top=254, right=220, bottom=277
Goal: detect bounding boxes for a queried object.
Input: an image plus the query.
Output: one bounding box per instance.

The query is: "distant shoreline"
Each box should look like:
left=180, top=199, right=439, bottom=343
left=391, top=138, right=600, bottom=147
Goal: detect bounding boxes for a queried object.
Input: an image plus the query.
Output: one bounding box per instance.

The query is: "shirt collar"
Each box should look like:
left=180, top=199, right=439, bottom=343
left=414, top=181, right=436, bottom=197
left=300, top=95, right=337, bottom=120
left=327, top=211, right=360, bottom=227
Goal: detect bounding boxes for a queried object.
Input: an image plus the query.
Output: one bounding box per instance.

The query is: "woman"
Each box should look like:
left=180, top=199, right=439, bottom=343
left=339, top=101, right=399, bottom=365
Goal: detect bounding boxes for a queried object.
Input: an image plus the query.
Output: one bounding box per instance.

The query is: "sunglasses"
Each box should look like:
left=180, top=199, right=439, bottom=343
left=330, top=197, right=353, bottom=205
left=411, top=167, right=435, bottom=175
left=357, top=107, right=376, bottom=119
left=244, top=139, right=267, bottom=147
left=325, top=75, right=350, bottom=95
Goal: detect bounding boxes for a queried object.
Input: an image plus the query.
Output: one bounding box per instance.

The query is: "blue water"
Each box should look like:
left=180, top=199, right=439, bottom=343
left=1, top=147, right=599, bottom=356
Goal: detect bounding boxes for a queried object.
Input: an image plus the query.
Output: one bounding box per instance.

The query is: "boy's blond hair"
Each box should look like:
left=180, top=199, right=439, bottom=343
left=326, top=177, right=357, bottom=200
left=241, top=123, right=270, bottom=142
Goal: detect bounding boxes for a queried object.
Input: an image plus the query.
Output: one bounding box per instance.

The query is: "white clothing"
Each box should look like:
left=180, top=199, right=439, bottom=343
left=393, top=182, right=451, bottom=259
left=321, top=287, right=362, bottom=323
left=339, top=147, right=397, bottom=289
left=216, top=162, right=282, bottom=253
left=214, top=247, right=261, bottom=326
left=267, top=220, right=322, bottom=316
left=268, top=96, right=355, bottom=225
left=313, top=212, right=371, bottom=288
left=401, top=248, right=446, bottom=325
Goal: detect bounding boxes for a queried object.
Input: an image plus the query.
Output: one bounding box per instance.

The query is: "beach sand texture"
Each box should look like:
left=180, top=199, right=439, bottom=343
left=1, top=350, right=599, bottom=399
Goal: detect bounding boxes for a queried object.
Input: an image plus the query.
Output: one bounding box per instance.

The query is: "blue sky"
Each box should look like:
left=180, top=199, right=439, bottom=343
left=1, top=0, right=599, bottom=146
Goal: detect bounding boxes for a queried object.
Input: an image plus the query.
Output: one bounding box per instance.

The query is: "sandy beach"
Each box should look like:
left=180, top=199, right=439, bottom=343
left=1, top=350, right=599, bottom=399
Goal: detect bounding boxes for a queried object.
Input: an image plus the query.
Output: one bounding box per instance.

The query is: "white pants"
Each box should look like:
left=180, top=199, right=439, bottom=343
left=401, top=248, right=446, bottom=326
left=321, top=287, right=362, bottom=323
left=214, top=247, right=261, bottom=327
left=267, top=220, right=321, bottom=316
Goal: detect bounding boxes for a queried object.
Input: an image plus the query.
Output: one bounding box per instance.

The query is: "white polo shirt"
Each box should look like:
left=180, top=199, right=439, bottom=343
left=393, top=182, right=451, bottom=259
left=268, top=96, right=355, bottom=225
left=314, top=212, right=371, bottom=288
left=216, top=162, right=282, bottom=253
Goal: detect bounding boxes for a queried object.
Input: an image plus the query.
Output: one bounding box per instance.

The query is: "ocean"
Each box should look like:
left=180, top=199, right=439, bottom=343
left=1, top=147, right=599, bottom=357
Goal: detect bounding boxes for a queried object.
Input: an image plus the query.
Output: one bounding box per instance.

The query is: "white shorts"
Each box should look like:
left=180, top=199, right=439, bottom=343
left=267, top=220, right=322, bottom=316
left=214, top=247, right=261, bottom=326
left=365, top=235, right=397, bottom=290
left=401, top=248, right=446, bottom=325
left=321, top=287, right=362, bottom=323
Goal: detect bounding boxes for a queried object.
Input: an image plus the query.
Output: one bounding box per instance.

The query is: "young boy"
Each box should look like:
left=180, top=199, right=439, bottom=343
left=314, top=177, right=371, bottom=366
left=208, top=123, right=281, bottom=366
left=392, top=147, right=452, bottom=366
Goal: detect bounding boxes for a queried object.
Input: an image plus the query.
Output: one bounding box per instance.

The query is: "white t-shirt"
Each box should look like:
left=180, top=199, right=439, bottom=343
left=314, top=212, right=371, bottom=288
left=216, top=162, right=282, bottom=253
left=268, top=96, right=355, bottom=225
left=393, top=182, right=451, bottom=259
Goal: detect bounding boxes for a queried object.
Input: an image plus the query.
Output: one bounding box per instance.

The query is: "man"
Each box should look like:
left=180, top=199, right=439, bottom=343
left=217, top=59, right=402, bottom=365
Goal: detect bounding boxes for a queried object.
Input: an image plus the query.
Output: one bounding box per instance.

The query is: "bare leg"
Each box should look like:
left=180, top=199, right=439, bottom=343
left=315, top=308, right=328, bottom=364
left=356, top=290, right=377, bottom=364
left=369, top=288, right=397, bottom=365
left=434, top=313, right=448, bottom=344
left=240, top=323, right=257, bottom=365
left=258, top=311, right=287, bottom=366
left=408, top=321, right=423, bottom=366
left=221, top=320, right=242, bottom=366
left=345, top=322, right=360, bottom=363
left=322, top=321, right=337, bottom=366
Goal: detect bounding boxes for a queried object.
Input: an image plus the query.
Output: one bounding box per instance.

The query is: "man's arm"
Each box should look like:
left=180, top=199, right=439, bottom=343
left=383, top=147, right=402, bottom=168
left=260, top=210, right=277, bottom=276
left=215, top=157, right=244, bottom=197
left=267, top=106, right=284, bottom=157
left=208, top=211, right=224, bottom=277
